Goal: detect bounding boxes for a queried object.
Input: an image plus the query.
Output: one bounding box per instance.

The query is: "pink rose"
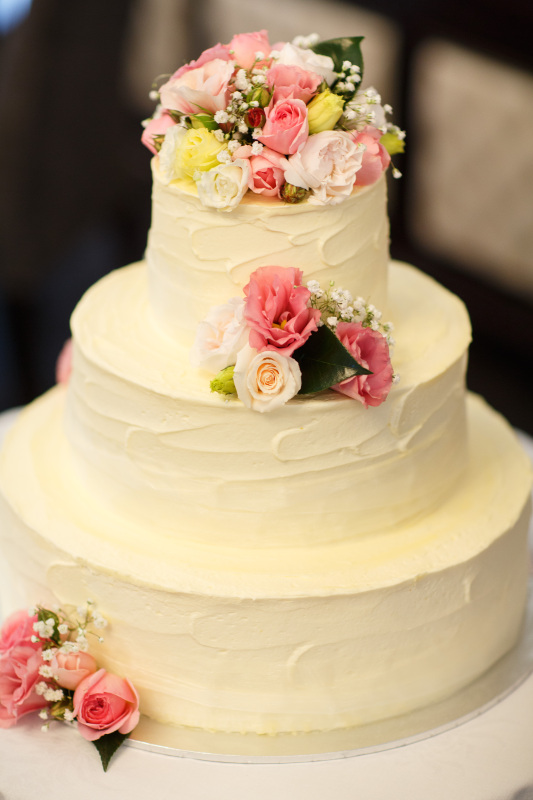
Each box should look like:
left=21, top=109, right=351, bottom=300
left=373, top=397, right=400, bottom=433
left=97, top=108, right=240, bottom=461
left=228, top=30, right=271, bottom=69
left=171, top=43, right=232, bottom=80
left=0, top=610, right=38, bottom=655
left=141, top=111, right=176, bottom=155
left=160, top=58, right=234, bottom=116
left=248, top=147, right=287, bottom=196
left=73, top=669, right=140, bottom=741
left=255, top=98, right=308, bottom=155
left=266, top=63, right=321, bottom=104
left=244, top=266, right=321, bottom=356
left=333, top=321, right=393, bottom=407
left=350, top=126, right=390, bottom=186
left=51, top=651, right=98, bottom=691
left=0, top=645, right=48, bottom=728
left=55, top=338, right=73, bottom=385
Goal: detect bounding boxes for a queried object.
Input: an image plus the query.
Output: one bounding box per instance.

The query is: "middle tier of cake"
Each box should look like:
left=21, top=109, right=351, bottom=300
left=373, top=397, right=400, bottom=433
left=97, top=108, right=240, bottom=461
left=63, top=259, right=470, bottom=548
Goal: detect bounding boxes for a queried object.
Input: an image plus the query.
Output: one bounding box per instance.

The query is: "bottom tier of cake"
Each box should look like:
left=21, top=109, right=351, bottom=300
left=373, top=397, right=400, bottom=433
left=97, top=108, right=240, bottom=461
left=0, top=390, right=531, bottom=734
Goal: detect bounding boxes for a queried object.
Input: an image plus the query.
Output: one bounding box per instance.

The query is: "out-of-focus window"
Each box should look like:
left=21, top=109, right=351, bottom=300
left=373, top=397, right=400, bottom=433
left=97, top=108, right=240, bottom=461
left=0, top=0, right=32, bottom=33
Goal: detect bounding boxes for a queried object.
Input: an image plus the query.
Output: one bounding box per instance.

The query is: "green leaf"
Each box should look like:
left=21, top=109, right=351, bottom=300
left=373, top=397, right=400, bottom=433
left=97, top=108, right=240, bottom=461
left=380, top=131, right=405, bottom=156
left=311, top=37, right=364, bottom=79
left=294, top=325, right=371, bottom=395
left=92, top=731, right=130, bottom=772
left=190, top=114, right=219, bottom=131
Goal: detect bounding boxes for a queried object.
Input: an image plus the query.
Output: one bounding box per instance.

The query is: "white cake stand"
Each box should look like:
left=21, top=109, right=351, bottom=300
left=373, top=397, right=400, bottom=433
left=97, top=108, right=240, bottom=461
left=1, top=410, right=533, bottom=800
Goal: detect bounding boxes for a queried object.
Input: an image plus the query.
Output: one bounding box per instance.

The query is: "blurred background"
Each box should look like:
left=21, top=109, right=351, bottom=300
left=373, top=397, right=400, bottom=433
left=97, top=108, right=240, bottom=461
left=1, top=0, right=532, bottom=432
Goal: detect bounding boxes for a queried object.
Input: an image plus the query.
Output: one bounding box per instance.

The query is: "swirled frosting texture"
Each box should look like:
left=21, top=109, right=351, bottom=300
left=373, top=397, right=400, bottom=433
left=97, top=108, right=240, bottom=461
left=63, top=261, right=471, bottom=547
left=146, top=161, right=390, bottom=343
left=0, top=389, right=530, bottom=733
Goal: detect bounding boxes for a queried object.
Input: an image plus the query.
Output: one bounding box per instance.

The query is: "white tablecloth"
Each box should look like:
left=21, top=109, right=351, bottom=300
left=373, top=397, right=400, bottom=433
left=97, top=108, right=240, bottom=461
left=1, top=409, right=533, bottom=800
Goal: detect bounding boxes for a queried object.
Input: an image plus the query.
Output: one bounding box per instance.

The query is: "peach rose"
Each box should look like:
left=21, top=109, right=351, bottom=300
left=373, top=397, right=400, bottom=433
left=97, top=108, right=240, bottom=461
left=332, top=321, right=393, bottom=407
left=51, top=650, right=98, bottom=691
left=74, top=669, right=140, bottom=742
left=228, top=30, right=271, bottom=69
left=243, top=265, right=320, bottom=356
left=350, top=127, right=390, bottom=186
left=171, top=43, right=232, bottom=80
left=0, top=645, right=48, bottom=728
left=255, top=98, right=308, bottom=155
left=233, top=344, right=301, bottom=412
left=160, top=58, right=234, bottom=116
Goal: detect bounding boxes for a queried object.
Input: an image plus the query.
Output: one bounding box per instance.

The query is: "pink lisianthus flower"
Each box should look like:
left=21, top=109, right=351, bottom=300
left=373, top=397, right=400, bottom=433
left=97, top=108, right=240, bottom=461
left=228, top=30, right=271, bottom=69
left=350, top=126, right=390, bottom=186
left=55, top=338, right=73, bottom=385
left=332, top=321, right=393, bottom=407
left=243, top=266, right=321, bottom=356
left=0, top=645, right=48, bottom=728
left=159, top=58, right=234, bottom=116
left=73, top=669, right=140, bottom=742
left=50, top=651, right=98, bottom=692
left=266, top=63, right=322, bottom=105
left=141, top=111, right=176, bottom=155
left=0, top=610, right=38, bottom=655
left=255, top=98, right=309, bottom=155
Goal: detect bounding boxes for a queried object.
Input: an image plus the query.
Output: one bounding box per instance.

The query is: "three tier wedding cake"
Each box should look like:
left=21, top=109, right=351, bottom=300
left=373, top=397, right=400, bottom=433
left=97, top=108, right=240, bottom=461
left=0, top=32, right=531, bottom=758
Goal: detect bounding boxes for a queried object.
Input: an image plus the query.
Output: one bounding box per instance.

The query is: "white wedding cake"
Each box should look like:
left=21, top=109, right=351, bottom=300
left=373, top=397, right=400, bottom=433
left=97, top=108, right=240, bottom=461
left=0, top=31, right=531, bottom=740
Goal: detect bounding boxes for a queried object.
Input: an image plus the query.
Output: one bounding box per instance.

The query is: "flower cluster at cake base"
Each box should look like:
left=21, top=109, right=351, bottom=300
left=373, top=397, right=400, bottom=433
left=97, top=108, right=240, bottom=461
left=191, top=265, right=396, bottom=412
left=0, top=602, right=139, bottom=771
left=142, top=31, right=405, bottom=210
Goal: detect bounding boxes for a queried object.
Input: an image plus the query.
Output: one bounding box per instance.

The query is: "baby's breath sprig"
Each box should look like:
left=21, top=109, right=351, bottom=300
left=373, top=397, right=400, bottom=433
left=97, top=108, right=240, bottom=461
left=31, top=606, right=67, bottom=647
left=333, top=60, right=362, bottom=100
left=31, top=600, right=110, bottom=734
left=307, top=279, right=395, bottom=348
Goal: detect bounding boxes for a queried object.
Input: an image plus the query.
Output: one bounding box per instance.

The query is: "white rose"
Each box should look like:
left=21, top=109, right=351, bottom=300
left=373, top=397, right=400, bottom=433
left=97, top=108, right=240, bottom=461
left=284, top=130, right=365, bottom=205
left=196, top=159, right=250, bottom=211
left=233, top=345, right=302, bottom=413
left=191, top=297, right=248, bottom=372
left=343, top=87, right=387, bottom=131
left=158, top=124, right=187, bottom=183
left=276, top=42, right=336, bottom=86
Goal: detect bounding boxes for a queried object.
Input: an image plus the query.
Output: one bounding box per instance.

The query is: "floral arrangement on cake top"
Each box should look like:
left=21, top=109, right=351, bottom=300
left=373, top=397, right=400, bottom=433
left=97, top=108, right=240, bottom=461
left=142, top=31, right=405, bottom=210
left=0, top=602, right=139, bottom=771
left=192, top=265, right=396, bottom=412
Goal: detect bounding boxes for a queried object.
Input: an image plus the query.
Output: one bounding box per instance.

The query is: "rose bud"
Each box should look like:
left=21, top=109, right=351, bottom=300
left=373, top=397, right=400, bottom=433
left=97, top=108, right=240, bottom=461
left=245, top=107, right=266, bottom=129
left=307, top=89, right=345, bottom=134
left=50, top=651, right=98, bottom=691
left=280, top=182, right=309, bottom=204
left=210, top=365, right=237, bottom=396
left=247, top=85, right=271, bottom=108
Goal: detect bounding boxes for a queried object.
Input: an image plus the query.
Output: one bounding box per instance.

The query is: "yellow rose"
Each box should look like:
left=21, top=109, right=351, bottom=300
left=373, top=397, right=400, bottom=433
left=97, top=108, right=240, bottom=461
left=175, top=128, right=227, bottom=180
left=307, top=90, right=344, bottom=134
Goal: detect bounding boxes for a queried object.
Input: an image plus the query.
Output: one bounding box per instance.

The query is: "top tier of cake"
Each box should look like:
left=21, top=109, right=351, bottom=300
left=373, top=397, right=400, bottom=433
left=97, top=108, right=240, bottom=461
left=146, top=160, right=390, bottom=344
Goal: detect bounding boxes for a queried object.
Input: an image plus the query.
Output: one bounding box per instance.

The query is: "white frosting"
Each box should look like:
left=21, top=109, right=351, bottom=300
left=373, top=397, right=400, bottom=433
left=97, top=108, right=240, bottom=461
left=63, top=261, right=471, bottom=547
left=0, top=150, right=530, bottom=737
left=0, top=391, right=530, bottom=733
left=146, top=161, right=390, bottom=344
